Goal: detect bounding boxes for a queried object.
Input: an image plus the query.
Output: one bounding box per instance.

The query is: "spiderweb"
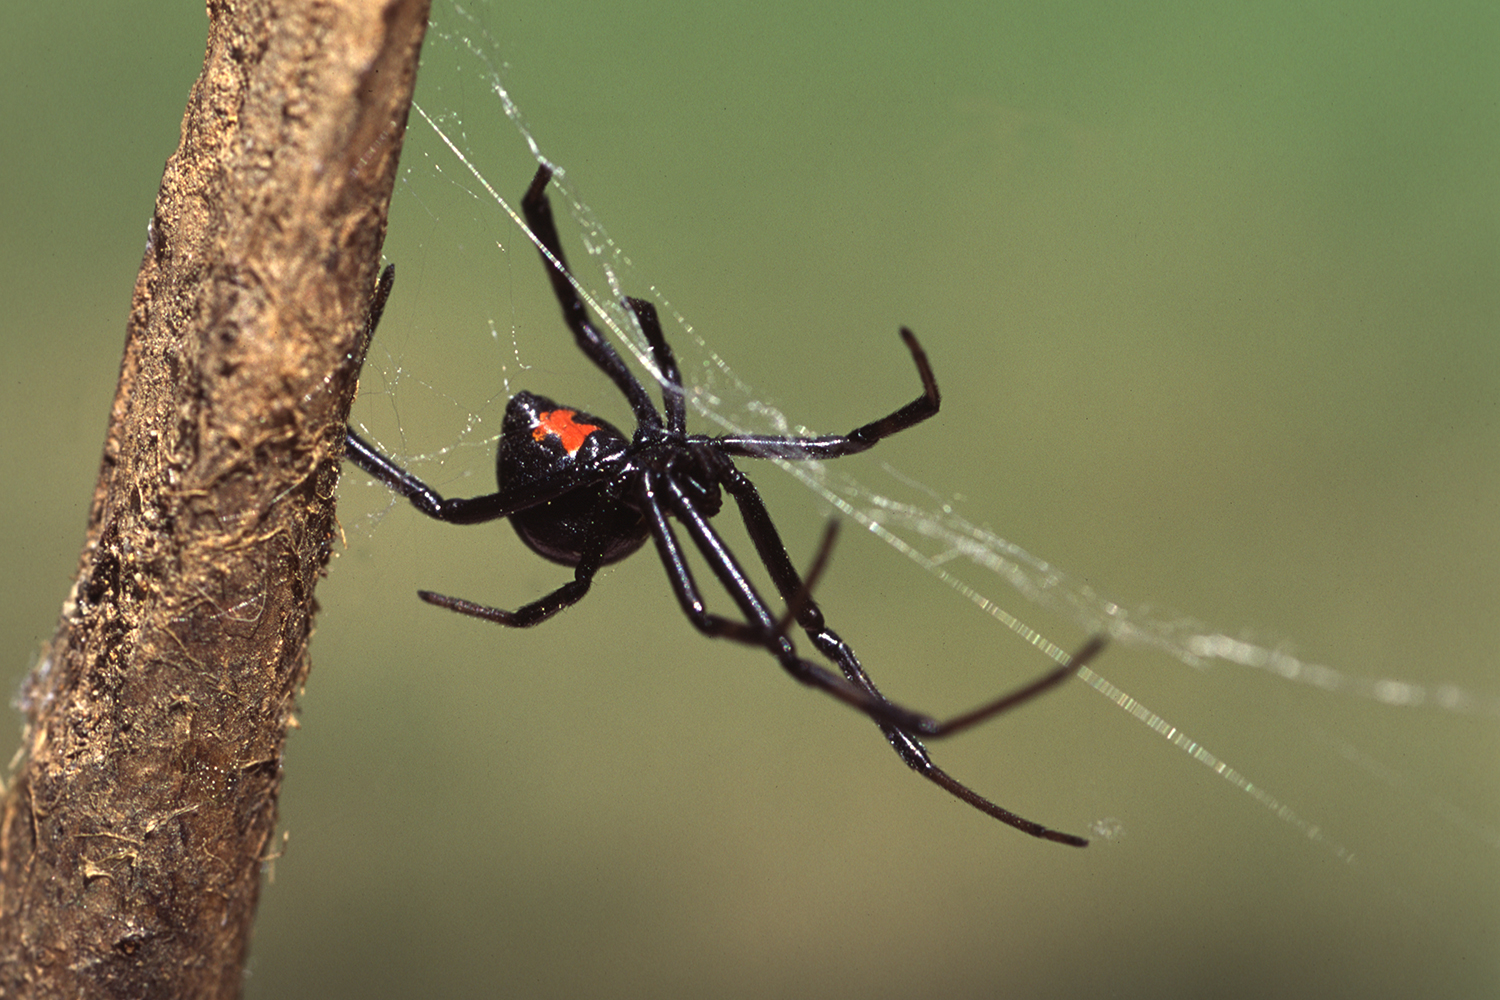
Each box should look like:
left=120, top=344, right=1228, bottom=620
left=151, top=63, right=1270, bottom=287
left=348, top=0, right=1500, bottom=868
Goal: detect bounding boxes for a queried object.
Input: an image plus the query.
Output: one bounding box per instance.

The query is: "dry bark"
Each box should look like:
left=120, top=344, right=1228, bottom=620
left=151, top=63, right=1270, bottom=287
left=0, top=0, right=431, bottom=995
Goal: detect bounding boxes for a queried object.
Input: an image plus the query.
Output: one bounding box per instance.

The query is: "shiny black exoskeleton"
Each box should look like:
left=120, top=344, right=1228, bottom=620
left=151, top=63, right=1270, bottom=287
left=345, top=163, right=1104, bottom=844
left=497, top=391, right=647, bottom=567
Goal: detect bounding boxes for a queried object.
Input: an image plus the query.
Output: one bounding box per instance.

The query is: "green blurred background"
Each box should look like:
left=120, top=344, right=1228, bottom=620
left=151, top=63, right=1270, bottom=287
left=2, top=2, right=1496, bottom=997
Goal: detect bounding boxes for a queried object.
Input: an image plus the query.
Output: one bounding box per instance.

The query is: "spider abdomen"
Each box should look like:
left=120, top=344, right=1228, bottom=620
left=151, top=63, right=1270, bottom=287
left=508, top=488, right=649, bottom=567
left=499, top=391, right=647, bottom=566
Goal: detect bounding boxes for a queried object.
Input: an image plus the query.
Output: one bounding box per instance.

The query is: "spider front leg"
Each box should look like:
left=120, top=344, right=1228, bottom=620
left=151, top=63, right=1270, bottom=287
left=522, top=165, right=663, bottom=430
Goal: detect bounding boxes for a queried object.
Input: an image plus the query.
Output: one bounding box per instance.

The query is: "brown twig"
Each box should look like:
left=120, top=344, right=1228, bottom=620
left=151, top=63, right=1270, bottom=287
left=0, top=0, right=430, bottom=995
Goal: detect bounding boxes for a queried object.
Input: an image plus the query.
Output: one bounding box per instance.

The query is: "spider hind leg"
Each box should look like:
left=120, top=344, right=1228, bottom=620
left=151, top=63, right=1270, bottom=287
left=711, top=461, right=1103, bottom=843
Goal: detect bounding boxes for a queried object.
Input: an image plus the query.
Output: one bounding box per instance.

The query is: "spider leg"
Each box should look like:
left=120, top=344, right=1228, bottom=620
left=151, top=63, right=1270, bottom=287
left=772, top=519, right=838, bottom=637
left=642, top=470, right=921, bottom=717
left=344, top=430, right=615, bottom=525
left=713, top=327, right=940, bottom=460
left=638, top=473, right=804, bottom=648
left=345, top=429, right=630, bottom=624
left=347, top=262, right=396, bottom=374
left=625, top=297, right=686, bottom=435
left=418, top=546, right=604, bottom=628
left=649, top=470, right=965, bottom=729
left=720, top=461, right=1104, bottom=738
left=412, top=474, right=653, bottom=627
left=712, top=458, right=1100, bottom=845
left=522, top=165, right=663, bottom=431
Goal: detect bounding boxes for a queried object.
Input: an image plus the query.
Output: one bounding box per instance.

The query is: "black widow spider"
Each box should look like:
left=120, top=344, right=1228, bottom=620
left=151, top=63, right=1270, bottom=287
left=345, top=164, right=1105, bottom=845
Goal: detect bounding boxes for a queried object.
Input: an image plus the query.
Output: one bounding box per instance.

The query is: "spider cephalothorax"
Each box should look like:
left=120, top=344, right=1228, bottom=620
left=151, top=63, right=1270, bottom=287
left=346, top=163, right=1103, bottom=844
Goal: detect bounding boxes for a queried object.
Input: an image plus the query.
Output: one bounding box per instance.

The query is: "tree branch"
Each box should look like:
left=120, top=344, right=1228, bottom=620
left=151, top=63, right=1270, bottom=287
left=0, top=0, right=430, bottom=995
